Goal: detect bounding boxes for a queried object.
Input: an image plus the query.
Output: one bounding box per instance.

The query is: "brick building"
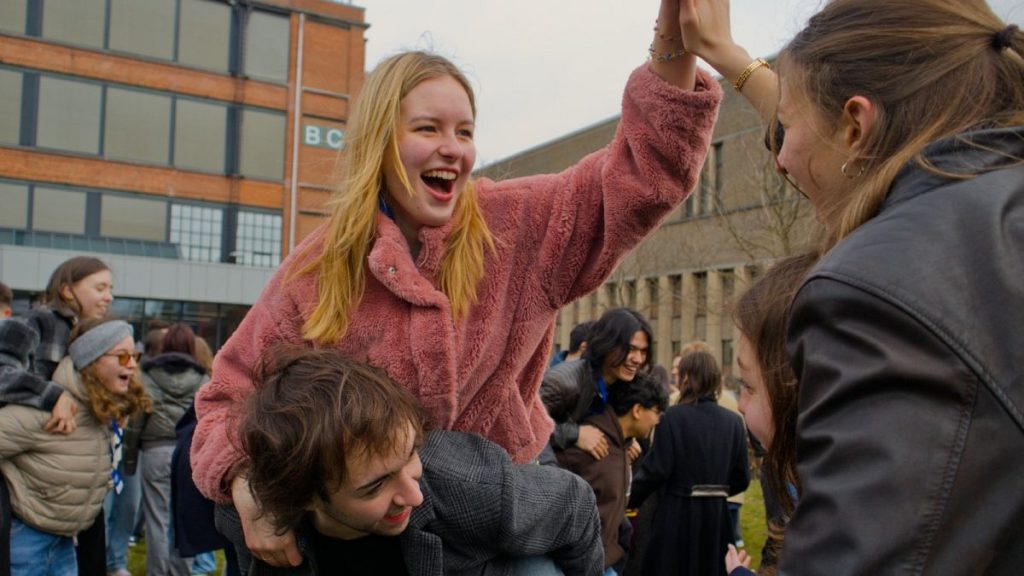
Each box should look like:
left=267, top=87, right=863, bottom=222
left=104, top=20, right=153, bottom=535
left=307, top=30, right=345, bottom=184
left=0, top=0, right=365, bottom=347
left=477, top=71, right=820, bottom=373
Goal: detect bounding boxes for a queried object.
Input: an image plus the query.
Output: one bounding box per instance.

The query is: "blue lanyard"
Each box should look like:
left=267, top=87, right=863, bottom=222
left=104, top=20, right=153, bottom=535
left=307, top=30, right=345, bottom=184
left=109, top=420, right=124, bottom=495
left=589, top=371, right=609, bottom=416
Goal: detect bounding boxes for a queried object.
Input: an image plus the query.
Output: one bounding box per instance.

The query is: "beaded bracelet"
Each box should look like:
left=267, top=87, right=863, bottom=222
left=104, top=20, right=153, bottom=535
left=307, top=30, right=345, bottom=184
left=649, top=44, right=688, bottom=63
left=733, top=58, right=769, bottom=92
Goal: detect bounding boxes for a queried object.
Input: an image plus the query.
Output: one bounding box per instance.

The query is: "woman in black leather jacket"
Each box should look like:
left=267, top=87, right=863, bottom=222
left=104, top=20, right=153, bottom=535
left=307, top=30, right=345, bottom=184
left=690, top=0, right=1024, bottom=573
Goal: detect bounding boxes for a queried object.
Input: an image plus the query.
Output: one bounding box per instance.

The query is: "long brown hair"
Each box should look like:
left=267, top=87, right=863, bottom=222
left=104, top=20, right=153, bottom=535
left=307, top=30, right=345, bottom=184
left=43, top=256, right=110, bottom=318
left=779, top=0, right=1024, bottom=245
left=733, top=253, right=818, bottom=520
left=294, top=51, right=495, bottom=345
left=239, top=345, right=426, bottom=532
left=72, top=318, right=151, bottom=424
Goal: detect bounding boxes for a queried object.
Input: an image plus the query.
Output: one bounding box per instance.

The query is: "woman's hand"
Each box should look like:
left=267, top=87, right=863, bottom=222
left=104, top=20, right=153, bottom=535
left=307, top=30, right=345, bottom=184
left=725, top=543, right=752, bottom=573
left=232, top=475, right=303, bottom=568
left=679, top=0, right=736, bottom=63
left=43, top=392, right=77, bottom=434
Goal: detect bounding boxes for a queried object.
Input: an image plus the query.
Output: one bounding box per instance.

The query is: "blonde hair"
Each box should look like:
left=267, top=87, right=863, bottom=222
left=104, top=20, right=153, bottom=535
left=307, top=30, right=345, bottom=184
left=780, top=0, right=1024, bottom=246
left=295, top=51, right=494, bottom=345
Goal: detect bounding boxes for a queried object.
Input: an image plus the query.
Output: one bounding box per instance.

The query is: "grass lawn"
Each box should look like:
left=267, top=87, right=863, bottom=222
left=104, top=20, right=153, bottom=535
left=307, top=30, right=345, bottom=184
left=126, top=480, right=769, bottom=574
left=738, top=479, right=768, bottom=569
left=127, top=547, right=225, bottom=575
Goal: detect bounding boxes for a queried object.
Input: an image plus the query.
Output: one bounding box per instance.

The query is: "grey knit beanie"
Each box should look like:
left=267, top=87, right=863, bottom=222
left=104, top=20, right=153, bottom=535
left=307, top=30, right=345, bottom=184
left=69, top=320, right=134, bottom=370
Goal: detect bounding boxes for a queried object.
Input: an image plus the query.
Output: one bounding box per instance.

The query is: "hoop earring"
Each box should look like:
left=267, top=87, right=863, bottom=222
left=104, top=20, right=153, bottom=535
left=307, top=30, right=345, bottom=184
left=841, top=160, right=865, bottom=179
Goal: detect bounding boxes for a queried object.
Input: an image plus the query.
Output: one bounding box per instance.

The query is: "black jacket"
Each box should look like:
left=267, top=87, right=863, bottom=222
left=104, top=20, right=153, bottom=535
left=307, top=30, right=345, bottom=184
left=539, top=359, right=600, bottom=451
left=783, top=126, right=1024, bottom=574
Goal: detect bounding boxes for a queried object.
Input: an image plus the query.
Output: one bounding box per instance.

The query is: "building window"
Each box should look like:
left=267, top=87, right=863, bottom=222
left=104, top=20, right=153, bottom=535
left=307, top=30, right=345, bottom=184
left=239, top=108, right=286, bottom=180
left=108, top=0, right=176, bottom=60
left=245, top=10, right=290, bottom=84
left=173, top=98, right=228, bottom=173
left=36, top=76, right=102, bottom=155
left=699, top=142, right=723, bottom=216
left=33, top=187, right=87, bottom=234
left=722, top=338, right=734, bottom=370
left=647, top=278, right=659, bottom=320
left=625, top=280, right=637, bottom=309
left=170, top=203, right=224, bottom=263
left=0, top=182, right=29, bottom=229
left=178, top=0, right=232, bottom=73
left=695, top=272, right=708, bottom=313
left=101, top=194, right=168, bottom=242
left=235, top=210, right=282, bottom=267
left=41, top=0, right=106, bottom=49
left=605, top=283, right=618, bottom=308
left=670, top=274, right=682, bottom=318
left=0, top=1, right=27, bottom=34
left=104, top=88, right=172, bottom=165
left=0, top=69, right=22, bottom=145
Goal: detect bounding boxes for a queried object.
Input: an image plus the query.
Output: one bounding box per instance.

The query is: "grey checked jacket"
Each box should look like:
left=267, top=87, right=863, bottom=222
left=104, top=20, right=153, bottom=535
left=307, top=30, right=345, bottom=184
left=220, top=430, right=604, bottom=576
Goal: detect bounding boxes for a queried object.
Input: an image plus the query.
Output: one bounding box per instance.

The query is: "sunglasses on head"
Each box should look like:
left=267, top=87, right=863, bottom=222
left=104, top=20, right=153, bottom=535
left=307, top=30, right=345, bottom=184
left=764, top=118, right=785, bottom=154
left=104, top=351, right=141, bottom=367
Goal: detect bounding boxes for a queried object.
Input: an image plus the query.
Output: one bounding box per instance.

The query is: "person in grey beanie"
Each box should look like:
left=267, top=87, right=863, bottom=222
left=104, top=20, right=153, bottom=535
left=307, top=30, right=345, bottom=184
left=0, top=317, right=150, bottom=576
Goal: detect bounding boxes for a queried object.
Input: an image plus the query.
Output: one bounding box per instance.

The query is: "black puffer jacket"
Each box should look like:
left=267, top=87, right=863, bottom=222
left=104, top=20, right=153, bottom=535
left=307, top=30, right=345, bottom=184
left=538, top=359, right=600, bottom=451
left=782, top=126, right=1024, bottom=575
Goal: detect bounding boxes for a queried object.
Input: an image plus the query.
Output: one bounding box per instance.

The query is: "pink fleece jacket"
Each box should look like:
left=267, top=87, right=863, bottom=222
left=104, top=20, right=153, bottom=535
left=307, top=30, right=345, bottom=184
left=193, top=63, right=722, bottom=502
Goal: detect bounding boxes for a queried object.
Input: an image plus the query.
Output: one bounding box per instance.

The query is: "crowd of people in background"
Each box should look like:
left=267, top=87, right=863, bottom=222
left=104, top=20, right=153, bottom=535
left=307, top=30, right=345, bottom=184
left=1, top=0, right=1022, bottom=573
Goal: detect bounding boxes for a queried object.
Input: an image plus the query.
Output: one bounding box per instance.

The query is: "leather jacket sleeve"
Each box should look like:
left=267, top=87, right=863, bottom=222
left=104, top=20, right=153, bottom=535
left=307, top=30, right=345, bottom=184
left=782, top=278, right=980, bottom=575
left=539, top=362, right=588, bottom=451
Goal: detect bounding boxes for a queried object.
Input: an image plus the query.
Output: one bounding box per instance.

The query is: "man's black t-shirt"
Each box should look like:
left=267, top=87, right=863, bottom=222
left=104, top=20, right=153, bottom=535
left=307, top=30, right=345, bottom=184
left=310, top=530, right=409, bottom=575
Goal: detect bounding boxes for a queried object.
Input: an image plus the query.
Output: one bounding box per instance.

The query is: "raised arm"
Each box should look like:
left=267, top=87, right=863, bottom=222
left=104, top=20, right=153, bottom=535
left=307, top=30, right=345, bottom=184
left=682, top=0, right=779, bottom=123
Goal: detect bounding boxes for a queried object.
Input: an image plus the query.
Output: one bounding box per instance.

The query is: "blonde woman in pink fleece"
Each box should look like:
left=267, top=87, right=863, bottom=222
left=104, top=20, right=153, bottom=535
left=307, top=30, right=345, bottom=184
left=194, top=0, right=724, bottom=567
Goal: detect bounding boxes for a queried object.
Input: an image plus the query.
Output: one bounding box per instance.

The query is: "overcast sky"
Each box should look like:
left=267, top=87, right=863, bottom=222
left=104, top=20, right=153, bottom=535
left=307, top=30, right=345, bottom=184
left=360, top=0, right=1024, bottom=166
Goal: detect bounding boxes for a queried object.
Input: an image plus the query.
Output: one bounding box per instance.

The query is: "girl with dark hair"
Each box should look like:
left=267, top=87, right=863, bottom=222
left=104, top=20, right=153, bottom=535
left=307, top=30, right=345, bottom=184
left=628, top=350, right=749, bottom=576
left=136, top=323, right=208, bottom=575
left=0, top=318, right=149, bottom=576
left=696, top=0, right=1024, bottom=571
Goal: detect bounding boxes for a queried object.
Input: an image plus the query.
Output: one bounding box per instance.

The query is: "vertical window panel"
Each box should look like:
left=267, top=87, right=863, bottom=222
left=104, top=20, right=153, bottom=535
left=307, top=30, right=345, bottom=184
left=170, top=204, right=223, bottom=263
left=245, top=11, right=290, bottom=83
left=0, top=69, right=22, bottom=145
left=37, top=76, right=102, bottom=154
left=174, top=99, right=227, bottom=173
left=101, top=194, right=167, bottom=241
left=0, top=182, right=29, bottom=229
left=178, top=0, right=231, bottom=72
left=41, top=0, right=106, bottom=48
left=0, top=0, right=27, bottom=35
left=109, top=0, right=176, bottom=60
left=33, top=187, right=87, bottom=234
left=239, top=109, right=285, bottom=180
left=104, top=88, right=172, bottom=164
left=235, top=210, right=281, bottom=267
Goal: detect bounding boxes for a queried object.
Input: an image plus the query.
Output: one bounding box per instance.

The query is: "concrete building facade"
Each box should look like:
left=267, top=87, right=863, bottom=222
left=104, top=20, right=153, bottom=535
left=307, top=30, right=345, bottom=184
left=0, top=0, right=366, bottom=347
left=477, top=71, right=820, bottom=374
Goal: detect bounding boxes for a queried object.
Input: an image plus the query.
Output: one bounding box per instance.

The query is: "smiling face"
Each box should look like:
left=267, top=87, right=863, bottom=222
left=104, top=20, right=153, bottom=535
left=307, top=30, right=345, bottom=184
left=603, top=330, right=649, bottom=385
left=61, top=269, right=114, bottom=320
left=309, top=422, right=425, bottom=540
left=383, top=74, right=476, bottom=248
left=736, top=334, right=773, bottom=448
left=774, top=76, right=851, bottom=214
left=92, top=335, right=138, bottom=395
